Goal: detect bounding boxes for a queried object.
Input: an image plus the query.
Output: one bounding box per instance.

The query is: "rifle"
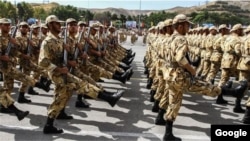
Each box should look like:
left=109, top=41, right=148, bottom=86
left=26, top=29, right=33, bottom=66
left=69, top=29, right=84, bottom=73
left=96, top=30, right=102, bottom=61
left=102, top=31, right=108, bottom=51
left=62, top=23, right=68, bottom=84
left=2, top=23, right=19, bottom=68
left=82, top=27, right=91, bottom=65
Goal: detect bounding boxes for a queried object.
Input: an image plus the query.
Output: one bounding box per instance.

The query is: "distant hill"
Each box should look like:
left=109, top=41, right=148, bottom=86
left=30, top=0, right=250, bottom=17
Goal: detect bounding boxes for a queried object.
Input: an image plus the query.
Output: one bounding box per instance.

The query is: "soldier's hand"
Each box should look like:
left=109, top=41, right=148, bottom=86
left=22, top=54, right=31, bottom=60
left=67, top=60, right=77, bottom=67
left=55, top=67, right=68, bottom=74
left=28, top=40, right=35, bottom=47
left=76, top=43, right=83, bottom=50
left=81, top=52, right=88, bottom=59
left=63, top=44, right=70, bottom=52
left=101, top=50, right=106, bottom=56
left=9, top=38, right=18, bottom=46
left=96, top=51, right=102, bottom=57
left=0, top=55, right=10, bottom=62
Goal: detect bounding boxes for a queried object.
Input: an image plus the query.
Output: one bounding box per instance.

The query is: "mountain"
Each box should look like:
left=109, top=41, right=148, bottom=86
left=31, top=0, right=250, bottom=17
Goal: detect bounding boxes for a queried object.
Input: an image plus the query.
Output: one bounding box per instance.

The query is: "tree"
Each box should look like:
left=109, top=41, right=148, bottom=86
left=17, top=2, right=34, bottom=21
left=33, top=7, right=48, bottom=21
left=111, top=13, right=118, bottom=21
left=50, top=5, right=80, bottom=21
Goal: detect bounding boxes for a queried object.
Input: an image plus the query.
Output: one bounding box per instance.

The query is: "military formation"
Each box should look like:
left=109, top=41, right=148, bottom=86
left=0, top=15, right=135, bottom=134
left=144, top=14, right=250, bottom=141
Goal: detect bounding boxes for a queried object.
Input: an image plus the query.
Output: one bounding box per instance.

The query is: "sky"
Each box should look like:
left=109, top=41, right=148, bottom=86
left=8, top=0, right=213, bottom=10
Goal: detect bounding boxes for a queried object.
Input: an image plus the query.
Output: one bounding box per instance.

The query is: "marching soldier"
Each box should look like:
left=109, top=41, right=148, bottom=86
left=0, top=18, right=35, bottom=120
left=40, top=15, right=124, bottom=134
left=161, top=14, right=247, bottom=141
left=206, top=24, right=230, bottom=104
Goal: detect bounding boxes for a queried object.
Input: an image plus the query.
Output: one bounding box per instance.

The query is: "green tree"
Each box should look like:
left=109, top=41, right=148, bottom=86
left=33, top=7, right=48, bottom=21
left=50, top=5, right=80, bottom=21
left=17, top=2, right=34, bottom=21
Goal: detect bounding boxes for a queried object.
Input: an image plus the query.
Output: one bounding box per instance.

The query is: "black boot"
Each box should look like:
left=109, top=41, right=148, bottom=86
left=35, top=82, right=50, bottom=92
left=216, top=94, right=228, bottom=104
left=27, top=86, right=39, bottom=95
left=0, top=72, right=3, bottom=81
left=146, top=78, right=153, bottom=89
left=163, top=120, right=182, bottom=141
left=144, top=67, right=149, bottom=74
left=152, top=100, right=160, bottom=113
left=210, top=79, right=215, bottom=85
left=150, top=90, right=156, bottom=102
left=242, top=106, right=250, bottom=124
left=98, top=90, right=124, bottom=107
left=221, top=80, right=248, bottom=99
left=233, top=98, right=245, bottom=113
left=56, top=108, right=73, bottom=120
left=0, top=104, right=14, bottom=113
left=8, top=104, right=29, bottom=121
left=39, top=76, right=52, bottom=88
left=127, top=68, right=133, bottom=81
left=43, top=117, right=63, bottom=134
left=191, top=56, right=201, bottom=67
left=225, top=81, right=233, bottom=89
left=18, top=92, right=31, bottom=103
left=112, top=71, right=129, bottom=84
left=118, top=63, right=131, bottom=71
left=75, top=95, right=90, bottom=108
left=155, top=109, right=166, bottom=125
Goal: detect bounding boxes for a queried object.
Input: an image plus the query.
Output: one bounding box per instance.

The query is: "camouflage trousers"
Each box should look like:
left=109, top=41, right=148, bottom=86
left=0, top=87, right=14, bottom=108
left=19, top=61, right=47, bottom=92
left=80, top=61, right=113, bottom=81
left=91, top=58, right=123, bottom=74
left=246, top=97, right=250, bottom=107
left=3, top=67, right=36, bottom=95
left=164, top=78, right=221, bottom=121
left=206, top=61, right=221, bottom=82
left=47, top=72, right=101, bottom=119
left=218, top=68, right=238, bottom=87
left=196, top=58, right=205, bottom=76
left=200, top=60, right=211, bottom=79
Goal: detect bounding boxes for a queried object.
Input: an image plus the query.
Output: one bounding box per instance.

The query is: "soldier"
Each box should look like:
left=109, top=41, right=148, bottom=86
left=161, top=14, right=247, bottom=141
left=206, top=24, right=230, bottom=104
left=218, top=24, right=245, bottom=113
left=0, top=18, right=34, bottom=119
left=40, top=15, right=124, bottom=134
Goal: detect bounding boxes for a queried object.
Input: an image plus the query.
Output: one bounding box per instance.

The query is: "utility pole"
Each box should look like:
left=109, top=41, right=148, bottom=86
left=138, top=0, right=141, bottom=35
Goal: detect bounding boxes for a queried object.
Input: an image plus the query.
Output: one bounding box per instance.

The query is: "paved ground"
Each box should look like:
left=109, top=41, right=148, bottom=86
left=0, top=36, right=248, bottom=141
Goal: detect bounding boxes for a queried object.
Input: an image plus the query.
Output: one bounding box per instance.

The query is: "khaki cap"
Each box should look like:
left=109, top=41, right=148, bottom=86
left=244, top=25, right=250, bottom=33
left=230, top=24, right=244, bottom=32
left=164, top=19, right=173, bottom=26
left=66, top=18, right=77, bottom=24
left=158, top=21, right=165, bottom=30
left=0, top=18, right=11, bottom=24
left=91, top=22, right=100, bottom=30
left=19, top=21, right=29, bottom=26
left=78, top=21, right=87, bottom=26
left=41, top=23, right=48, bottom=29
left=218, top=24, right=229, bottom=30
left=31, top=24, right=39, bottom=29
left=45, top=15, right=64, bottom=24
left=173, top=14, right=193, bottom=24
left=209, top=26, right=217, bottom=31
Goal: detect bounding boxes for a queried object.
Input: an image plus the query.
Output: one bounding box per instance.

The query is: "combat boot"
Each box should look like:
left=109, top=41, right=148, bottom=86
left=118, top=63, right=132, bottom=71
left=39, top=76, right=52, bottom=88
left=216, top=94, right=228, bottom=104
left=242, top=106, right=250, bottom=124
left=18, top=92, right=31, bottom=103
left=112, top=71, right=128, bottom=84
left=56, top=108, right=73, bottom=120
left=98, top=90, right=124, bottom=107
left=146, top=78, right=153, bottom=89
left=75, top=95, right=90, bottom=108
left=150, top=89, right=156, bottom=102
left=233, top=98, right=245, bottom=113
left=8, top=104, right=29, bottom=121
left=225, top=81, right=233, bottom=89
left=43, top=117, right=63, bottom=134
left=27, top=86, right=39, bottom=95
left=144, top=67, right=149, bottom=74
left=0, top=72, right=3, bottom=81
left=0, top=104, right=13, bottom=113
left=127, top=69, right=134, bottom=81
left=191, top=56, right=201, bottom=67
left=221, top=80, right=248, bottom=99
left=155, top=109, right=166, bottom=125
left=152, top=100, right=160, bottom=113
left=35, top=81, right=50, bottom=92
left=163, top=120, right=182, bottom=141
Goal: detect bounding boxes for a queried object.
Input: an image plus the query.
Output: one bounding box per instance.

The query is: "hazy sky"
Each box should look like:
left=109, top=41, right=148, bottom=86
left=9, top=0, right=213, bottom=10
